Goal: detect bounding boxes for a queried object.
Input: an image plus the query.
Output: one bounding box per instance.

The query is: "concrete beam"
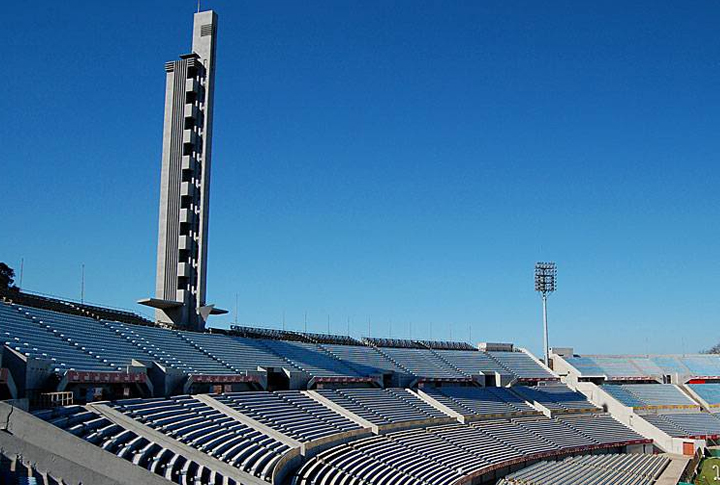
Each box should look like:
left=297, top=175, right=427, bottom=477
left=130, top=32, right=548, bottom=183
left=0, top=402, right=171, bottom=485
left=415, top=388, right=465, bottom=423
left=655, top=453, right=691, bottom=485
left=193, top=394, right=301, bottom=448
left=304, top=390, right=378, bottom=432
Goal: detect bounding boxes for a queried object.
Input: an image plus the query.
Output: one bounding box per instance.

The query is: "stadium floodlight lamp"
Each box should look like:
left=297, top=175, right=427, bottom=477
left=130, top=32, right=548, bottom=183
left=534, top=262, right=557, bottom=366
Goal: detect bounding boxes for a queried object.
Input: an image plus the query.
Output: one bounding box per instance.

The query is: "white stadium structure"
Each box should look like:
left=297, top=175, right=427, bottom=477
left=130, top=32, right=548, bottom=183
left=2, top=7, right=717, bottom=485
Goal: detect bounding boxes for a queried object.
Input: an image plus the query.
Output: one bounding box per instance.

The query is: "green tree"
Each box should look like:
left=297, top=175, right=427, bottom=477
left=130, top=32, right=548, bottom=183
left=705, top=343, right=720, bottom=355
left=0, top=262, right=16, bottom=290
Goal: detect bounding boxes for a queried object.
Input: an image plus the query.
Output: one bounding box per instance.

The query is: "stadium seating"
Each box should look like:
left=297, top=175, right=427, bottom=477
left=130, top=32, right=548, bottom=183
left=320, top=342, right=407, bottom=376
left=688, top=383, right=720, bottom=409
left=498, top=453, right=670, bottom=485
left=258, top=339, right=361, bottom=378
left=316, top=388, right=450, bottom=425
left=213, top=391, right=361, bottom=441
left=36, top=404, right=227, bottom=484
left=641, top=412, right=720, bottom=438
left=0, top=302, right=115, bottom=372
left=104, top=323, right=237, bottom=376
left=433, top=348, right=508, bottom=376
left=680, top=356, right=720, bottom=377
left=110, top=395, right=291, bottom=480
left=375, top=346, right=467, bottom=379
left=602, top=384, right=696, bottom=408
left=512, top=383, right=600, bottom=413
left=565, top=354, right=720, bottom=380
left=559, top=414, right=648, bottom=444
left=294, top=414, right=650, bottom=485
left=423, top=386, right=538, bottom=417
left=487, top=351, right=555, bottom=380
left=181, top=332, right=291, bottom=372
left=603, top=385, right=648, bottom=407
left=18, top=305, right=155, bottom=370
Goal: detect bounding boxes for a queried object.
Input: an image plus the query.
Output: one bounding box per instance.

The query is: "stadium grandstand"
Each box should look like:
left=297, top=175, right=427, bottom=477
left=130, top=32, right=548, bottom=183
left=0, top=6, right=716, bottom=485
left=0, top=293, right=701, bottom=485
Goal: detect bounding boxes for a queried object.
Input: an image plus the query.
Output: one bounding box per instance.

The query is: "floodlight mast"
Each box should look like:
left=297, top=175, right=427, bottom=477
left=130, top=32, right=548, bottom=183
left=534, top=262, right=557, bottom=366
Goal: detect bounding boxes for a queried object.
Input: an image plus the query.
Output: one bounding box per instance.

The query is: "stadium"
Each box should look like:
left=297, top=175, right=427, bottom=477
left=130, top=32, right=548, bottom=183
left=2, top=6, right=720, bottom=485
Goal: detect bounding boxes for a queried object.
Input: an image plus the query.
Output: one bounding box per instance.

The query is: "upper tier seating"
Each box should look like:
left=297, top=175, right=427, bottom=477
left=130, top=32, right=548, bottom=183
left=259, top=339, right=362, bottom=378
left=111, top=395, right=290, bottom=481
left=0, top=302, right=115, bottom=372
left=213, top=391, right=361, bottom=442
left=378, top=347, right=467, bottom=379
left=603, top=384, right=695, bottom=408
left=103, top=322, right=237, bottom=375
left=641, top=412, right=720, bottom=438
left=38, top=405, right=222, bottom=485
left=320, top=342, right=407, bottom=376
left=498, top=453, right=670, bottom=485
left=568, top=356, right=646, bottom=378
left=19, top=305, right=155, bottom=370
left=688, top=383, right=720, bottom=408
left=487, top=351, right=554, bottom=379
left=424, top=386, right=537, bottom=417
left=680, top=356, right=720, bottom=377
left=511, top=383, right=600, bottom=412
left=180, top=332, right=290, bottom=372
left=316, top=388, right=449, bottom=425
left=434, top=349, right=508, bottom=376
left=603, top=385, right=647, bottom=407
left=566, top=354, right=720, bottom=379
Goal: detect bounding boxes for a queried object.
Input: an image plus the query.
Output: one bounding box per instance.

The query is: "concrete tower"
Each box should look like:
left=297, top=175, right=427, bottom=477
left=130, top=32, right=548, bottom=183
left=139, top=10, right=225, bottom=330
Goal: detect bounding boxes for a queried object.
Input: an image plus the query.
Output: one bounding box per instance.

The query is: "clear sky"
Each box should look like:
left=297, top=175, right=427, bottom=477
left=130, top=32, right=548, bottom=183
left=3, top=1, right=720, bottom=356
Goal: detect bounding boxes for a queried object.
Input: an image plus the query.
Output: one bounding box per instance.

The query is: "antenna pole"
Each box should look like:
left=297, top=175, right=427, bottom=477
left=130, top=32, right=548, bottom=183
left=234, top=293, right=239, bottom=324
left=282, top=310, right=286, bottom=331
left=304, top=311, right=308, bottom=333
left=19, top=258, right=24, bottom=290
left=327, top=314, right=330, bottom=334
left=197, top=0, right=201, bottom=13
left=80, top=264, right=85, bottom=304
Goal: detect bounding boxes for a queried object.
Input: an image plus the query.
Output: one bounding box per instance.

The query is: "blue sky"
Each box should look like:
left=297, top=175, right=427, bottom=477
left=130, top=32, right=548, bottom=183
left=3, top=1, right=720, bottom=356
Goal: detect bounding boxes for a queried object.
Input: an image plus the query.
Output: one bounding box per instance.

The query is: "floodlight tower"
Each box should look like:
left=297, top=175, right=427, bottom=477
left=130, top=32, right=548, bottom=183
left=534, top=262, right=557, bottom=366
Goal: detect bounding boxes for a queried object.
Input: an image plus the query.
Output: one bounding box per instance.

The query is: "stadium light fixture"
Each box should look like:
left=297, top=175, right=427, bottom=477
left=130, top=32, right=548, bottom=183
left=534, top=262, right=557, bottom=366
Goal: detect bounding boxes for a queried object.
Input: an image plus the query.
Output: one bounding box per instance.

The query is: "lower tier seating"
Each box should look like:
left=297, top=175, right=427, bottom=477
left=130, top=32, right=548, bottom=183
left=498, top=453, right=669, bottom=485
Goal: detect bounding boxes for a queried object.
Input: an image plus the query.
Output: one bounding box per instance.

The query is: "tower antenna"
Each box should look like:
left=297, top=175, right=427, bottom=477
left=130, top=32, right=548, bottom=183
left=80, top=264, right=85, bottom=304
left=234, top=293, right=239, bottom=324
left=197, top=0, right=201, bottom=13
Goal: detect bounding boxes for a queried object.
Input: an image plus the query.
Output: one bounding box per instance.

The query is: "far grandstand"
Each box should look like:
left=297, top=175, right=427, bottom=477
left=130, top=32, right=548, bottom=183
left=0, top=287, right=709, bottom=485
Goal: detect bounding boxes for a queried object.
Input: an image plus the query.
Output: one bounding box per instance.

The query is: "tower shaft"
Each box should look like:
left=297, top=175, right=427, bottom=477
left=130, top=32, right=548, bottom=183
left=140, top=11, right=223, bottom=330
